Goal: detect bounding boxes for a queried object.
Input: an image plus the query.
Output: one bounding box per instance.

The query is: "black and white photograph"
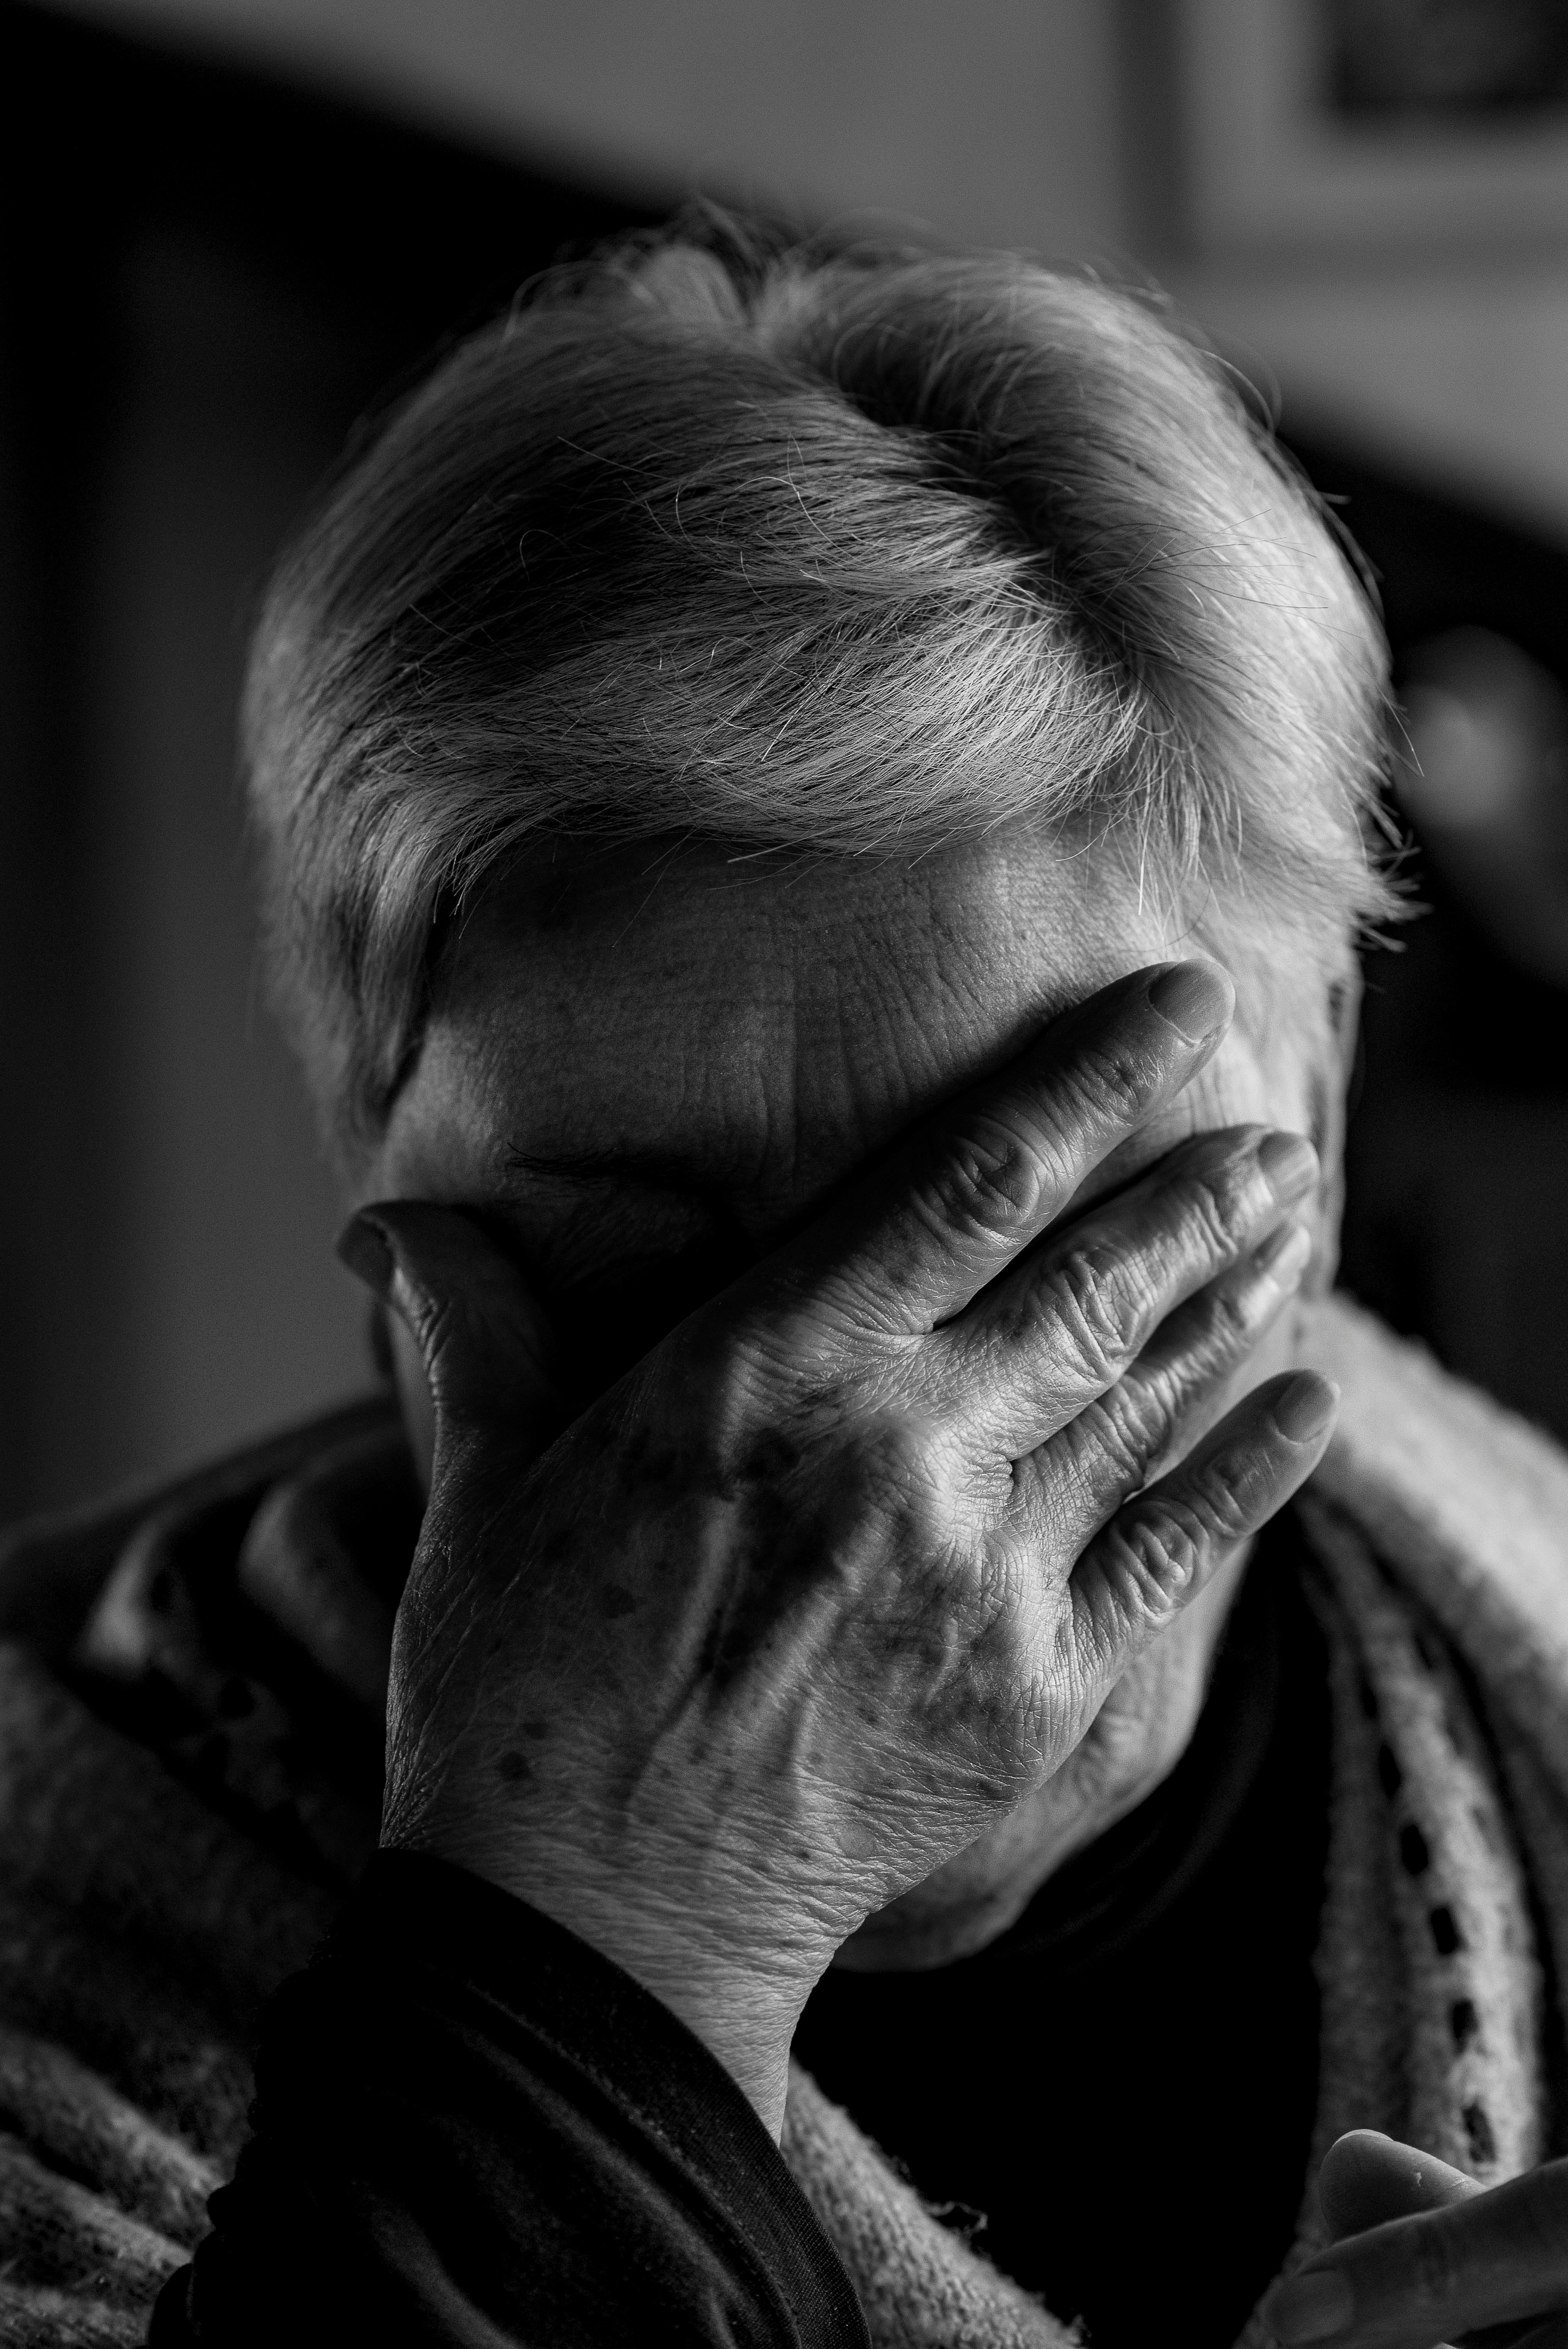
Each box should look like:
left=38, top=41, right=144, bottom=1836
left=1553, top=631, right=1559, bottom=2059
left=7, top=3, right=1568, bottom=2344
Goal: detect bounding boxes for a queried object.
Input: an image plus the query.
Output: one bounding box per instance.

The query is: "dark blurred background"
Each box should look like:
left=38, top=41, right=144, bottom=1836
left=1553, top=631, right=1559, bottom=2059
left=7, top=0, right=1568, bottom=1517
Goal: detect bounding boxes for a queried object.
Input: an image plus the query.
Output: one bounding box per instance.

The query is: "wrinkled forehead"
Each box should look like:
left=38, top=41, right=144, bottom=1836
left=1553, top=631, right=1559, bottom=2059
left=373, top=831, right=1308, bottom=1306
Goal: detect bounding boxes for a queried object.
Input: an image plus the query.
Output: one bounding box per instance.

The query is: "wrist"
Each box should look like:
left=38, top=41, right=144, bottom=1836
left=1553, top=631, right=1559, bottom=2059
left=382, top=1822, right=821, bottom=2138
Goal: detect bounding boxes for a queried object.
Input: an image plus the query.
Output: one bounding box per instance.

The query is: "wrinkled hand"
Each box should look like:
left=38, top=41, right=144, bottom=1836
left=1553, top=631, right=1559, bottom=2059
left=1266, top=2131, right=1568, bottom=2349
left=341, top=962, right=1335, bottom=2133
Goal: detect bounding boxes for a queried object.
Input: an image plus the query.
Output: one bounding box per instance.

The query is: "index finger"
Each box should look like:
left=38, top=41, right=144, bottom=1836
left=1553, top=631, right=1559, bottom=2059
left=1265, top=2160, right=1568, bottom=2349
left=787, top=959, right=1235, bottom=1336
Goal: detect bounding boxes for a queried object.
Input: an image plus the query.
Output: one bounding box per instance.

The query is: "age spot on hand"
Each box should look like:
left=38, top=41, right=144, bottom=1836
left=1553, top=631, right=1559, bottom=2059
left=496, top=1750, right=532, bottom=1784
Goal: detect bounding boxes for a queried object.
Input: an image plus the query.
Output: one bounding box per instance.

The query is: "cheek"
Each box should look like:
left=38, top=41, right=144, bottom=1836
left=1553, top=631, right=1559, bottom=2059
left=1182, top=1035, right=1315, bottom=1139
left=1061, top=1034, right=1316, bottom=1224
left=1176, top=1049, right=1315, bottom=1419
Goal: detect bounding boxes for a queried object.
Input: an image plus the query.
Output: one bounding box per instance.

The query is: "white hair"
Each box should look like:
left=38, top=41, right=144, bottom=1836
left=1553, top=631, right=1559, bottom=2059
left=244, top=221, right=1395, bottom=1166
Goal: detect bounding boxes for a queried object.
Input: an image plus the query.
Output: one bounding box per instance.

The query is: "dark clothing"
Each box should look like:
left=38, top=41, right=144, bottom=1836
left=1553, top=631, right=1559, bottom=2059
left=150, top=1853, right=868, bottom=2349
left=795, top=1524, right=1331, bottom=2345
left=153, top=1524, right=1329, bottom=2348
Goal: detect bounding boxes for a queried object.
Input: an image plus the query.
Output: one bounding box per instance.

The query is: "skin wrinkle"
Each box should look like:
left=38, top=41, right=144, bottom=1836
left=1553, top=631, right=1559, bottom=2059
left=372, top=823, right=1329, bottom=1968
left=604, top=1467, right=881, bottom=1871
left=387, top=1451, right=575, bottom=1834
left=383, top=1553, right=484, bottom=1827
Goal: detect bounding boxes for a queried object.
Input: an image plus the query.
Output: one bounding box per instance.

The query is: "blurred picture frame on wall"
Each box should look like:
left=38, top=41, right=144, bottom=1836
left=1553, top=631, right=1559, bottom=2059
left=1177, top=0, right=1568, bottom=253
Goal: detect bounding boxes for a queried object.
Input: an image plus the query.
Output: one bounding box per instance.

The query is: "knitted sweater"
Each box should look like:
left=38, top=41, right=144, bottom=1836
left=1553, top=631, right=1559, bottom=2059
left=0, top=1296, right=1563, bottom=2347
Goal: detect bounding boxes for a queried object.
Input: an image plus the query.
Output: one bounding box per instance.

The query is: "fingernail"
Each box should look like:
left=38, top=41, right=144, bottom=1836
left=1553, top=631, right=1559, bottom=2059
left=1258, top=1131, right=1320, bottom=1203
left=1270, top=1373, right=1339, bottom=1445
left=336, top=1214, right=395, bottom=1300
left=1254, top=1220, right=1313, bottom=1289
left=1145, top=961, right=1234, bottom=1045
left=1265, top=2266, right=1354, bottom=2343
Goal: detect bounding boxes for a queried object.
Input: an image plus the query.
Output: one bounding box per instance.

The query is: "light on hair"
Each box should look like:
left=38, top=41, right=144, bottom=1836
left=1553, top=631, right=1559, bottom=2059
left=244, top=220, right=1396, bottom=1166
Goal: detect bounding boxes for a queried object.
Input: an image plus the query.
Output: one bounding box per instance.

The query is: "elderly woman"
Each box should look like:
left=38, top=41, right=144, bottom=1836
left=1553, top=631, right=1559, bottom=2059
left=4, top=225, right=1568, bottom=2349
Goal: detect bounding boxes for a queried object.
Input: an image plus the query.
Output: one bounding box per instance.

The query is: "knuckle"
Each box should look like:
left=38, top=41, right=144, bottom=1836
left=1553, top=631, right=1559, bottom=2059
left=1067, top=1597, right=1124, bottom=1690
left=919, top=1115, right=1051, bottom=1245
left=1187, top=1277, right=1264, bottom=1364
left=1061, top=1039, right=1152, bottom=1133
left=1103, top=1510, right=1203, bottom=1608
left=1080, top=1376, right=1175, bottom=1484
left=1034, top=1245, right=1146, bottom=1387
left=1178, top=1159, right=1260, bottom=1259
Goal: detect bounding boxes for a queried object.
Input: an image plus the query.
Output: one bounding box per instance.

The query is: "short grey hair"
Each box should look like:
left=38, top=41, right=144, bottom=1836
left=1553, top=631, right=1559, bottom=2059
left=244, top=221, right=1395, bottom=1167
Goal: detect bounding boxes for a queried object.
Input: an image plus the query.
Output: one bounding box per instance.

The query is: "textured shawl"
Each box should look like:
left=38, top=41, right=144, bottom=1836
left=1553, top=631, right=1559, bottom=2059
left=0, top=1300, right=1564, bottom=2346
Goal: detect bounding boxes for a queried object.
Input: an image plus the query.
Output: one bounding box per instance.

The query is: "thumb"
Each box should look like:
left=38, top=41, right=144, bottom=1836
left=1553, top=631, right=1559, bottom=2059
left=1318, top=2129, right=1480, bottom=2242
left=338, top=1202, right=557, bottom=1456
